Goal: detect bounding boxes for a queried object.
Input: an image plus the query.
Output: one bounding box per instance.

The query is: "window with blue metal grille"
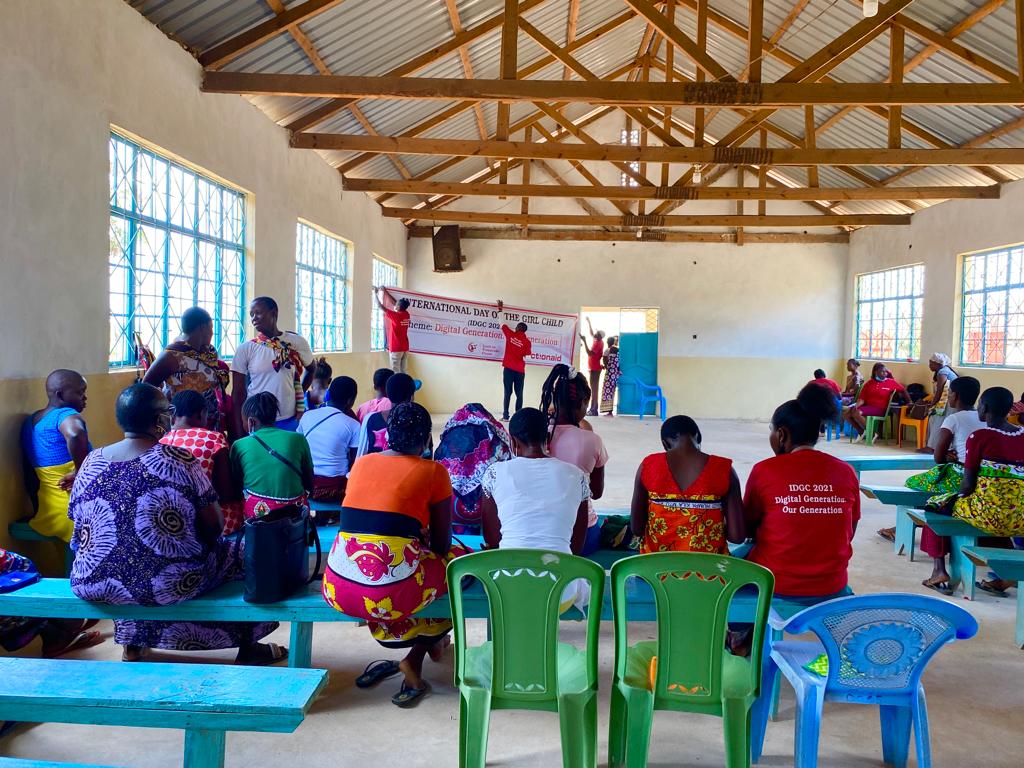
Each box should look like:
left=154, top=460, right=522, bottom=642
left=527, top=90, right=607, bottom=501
left=961, top=244, right=1024, bottom=368
left=371, top=257, right=402, bottom=351
left=854, top=265, right=924, bottom=362
left=295, top=221, right=350, bottom=352
left=108, top=132, right=246, bottom=368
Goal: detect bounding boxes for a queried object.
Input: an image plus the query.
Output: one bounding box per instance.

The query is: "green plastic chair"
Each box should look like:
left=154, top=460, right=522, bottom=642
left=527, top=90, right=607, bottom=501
left=861, top=391, right=898, bottom=446
left=447, top=549, right=606, bottom=768
left=609, top=552, right=774, bottom=768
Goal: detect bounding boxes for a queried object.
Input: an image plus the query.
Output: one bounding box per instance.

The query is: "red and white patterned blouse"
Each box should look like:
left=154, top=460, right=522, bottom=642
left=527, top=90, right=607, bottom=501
left=159, top=427, right=228, bottom=478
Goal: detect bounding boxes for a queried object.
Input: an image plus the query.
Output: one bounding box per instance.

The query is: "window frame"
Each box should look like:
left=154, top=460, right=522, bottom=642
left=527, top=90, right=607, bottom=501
left=853, top=263, right=925, bottom=363
left=108, top=130, right=247, bottom=369
left=370, top=256, right=403, bottom=351
left=294, top=220, right=352, bottom=354
left=958, top=241, right=1024, bottom=369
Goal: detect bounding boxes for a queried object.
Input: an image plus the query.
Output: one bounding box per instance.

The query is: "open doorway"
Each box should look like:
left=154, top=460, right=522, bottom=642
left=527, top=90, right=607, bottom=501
left=580, top=307, right=660, bottom=416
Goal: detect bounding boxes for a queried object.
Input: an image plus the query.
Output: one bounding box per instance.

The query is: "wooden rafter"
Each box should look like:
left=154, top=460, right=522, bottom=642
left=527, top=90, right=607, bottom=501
left=889, top=24, right=904, bottom=150
left=903, top=0, right=1006, bottom=73
left=406, top=227, right=850, bottom=244
left=496, top=0, right=518, bottom=185
left=383, top=209, right=910, bottom=227
left=623, top=0, right=734, bottom=82
left=563, top=0, right=581, bottom=81
left=443, top=0, right=488, bottom=140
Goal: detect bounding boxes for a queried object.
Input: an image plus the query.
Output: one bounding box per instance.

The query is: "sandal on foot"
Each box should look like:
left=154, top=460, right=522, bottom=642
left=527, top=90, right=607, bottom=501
left=977, top=580, right=1011, bottom=597
left=392, top=680, right=431, bottom=708
left=122, top=645, right=150, bottom=662
left=876, top=528, right=896, bottom=543
left=44, top=630, right=104, bottom=659
left=922, top=579, right=954, bottom=596
left=236, top=642, right=288, bottom=667
left=356, top=660, right=402, bottom=689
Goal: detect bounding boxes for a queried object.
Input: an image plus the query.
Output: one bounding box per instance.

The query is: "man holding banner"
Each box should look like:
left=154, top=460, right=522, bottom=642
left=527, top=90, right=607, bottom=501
left=373, top=287, right=411, bottom=374
left=496, top=300, right=532, bottom=421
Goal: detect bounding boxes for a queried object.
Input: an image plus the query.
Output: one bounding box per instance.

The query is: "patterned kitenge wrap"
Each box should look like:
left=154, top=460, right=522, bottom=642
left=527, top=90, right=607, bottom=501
left=68, top=444, right=276, bottom=649
left=163, top=343, right=229, bottom=430
left=434, top=404, right=512, bottom=534
left=600, top=348, right=621, bottom=415
left=253, top=332, right=307, bottom=421
left=639, top=453, right=732, bottom=555
left=952, top=457, right=1024, bottom=535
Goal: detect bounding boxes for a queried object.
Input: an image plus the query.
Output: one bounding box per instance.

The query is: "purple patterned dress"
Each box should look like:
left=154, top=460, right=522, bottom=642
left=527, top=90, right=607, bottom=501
left=68, top=444, right=276, bottom=649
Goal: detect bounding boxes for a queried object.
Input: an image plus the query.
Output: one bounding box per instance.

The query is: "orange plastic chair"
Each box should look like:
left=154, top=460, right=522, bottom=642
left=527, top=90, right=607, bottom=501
left=897, top=405, right=929, bottom=450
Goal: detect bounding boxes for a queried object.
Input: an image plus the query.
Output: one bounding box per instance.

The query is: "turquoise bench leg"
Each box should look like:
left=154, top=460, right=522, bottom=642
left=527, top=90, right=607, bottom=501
left=184, top=729, right=226, bottom=768
left=1016, top=588, right=1024, bottom=649
left=948, top=535, right=979, bottom=600
left=895, top=507, right=916, bottom=558
left=289, top=622, right=314, bottom=668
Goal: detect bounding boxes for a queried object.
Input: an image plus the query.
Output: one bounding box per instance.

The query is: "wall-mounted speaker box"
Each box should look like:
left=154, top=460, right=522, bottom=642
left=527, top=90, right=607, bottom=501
left=432, top=225, right=463, bottom=272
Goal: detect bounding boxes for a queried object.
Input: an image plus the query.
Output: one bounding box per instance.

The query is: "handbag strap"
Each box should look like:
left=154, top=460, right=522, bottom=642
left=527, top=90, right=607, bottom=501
left=302, top=409, right=342, bottom=439
left=251, top=433, right=305, bottom=480
left=306, top=511, right=323, bottom=583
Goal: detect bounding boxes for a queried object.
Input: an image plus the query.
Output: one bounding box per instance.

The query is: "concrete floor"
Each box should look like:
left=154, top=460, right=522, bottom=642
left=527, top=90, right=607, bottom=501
left=5, top=416, right=1023, bottom=767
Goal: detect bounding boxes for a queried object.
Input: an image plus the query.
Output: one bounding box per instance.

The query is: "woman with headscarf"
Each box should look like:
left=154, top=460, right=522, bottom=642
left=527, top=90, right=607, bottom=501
left=322, top=402, right=468, bottom=708
left=69, top=383, right=282, bottom=664
left=923, top=353, right=959, bottom=451
left=433, top=403, right=512, bottom=535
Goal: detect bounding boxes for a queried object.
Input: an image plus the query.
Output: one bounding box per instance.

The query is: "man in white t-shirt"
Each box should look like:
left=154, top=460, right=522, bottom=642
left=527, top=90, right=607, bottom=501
left=297, top=376, right=361, bottom=507
left=231, top=296, right=314, bottom=434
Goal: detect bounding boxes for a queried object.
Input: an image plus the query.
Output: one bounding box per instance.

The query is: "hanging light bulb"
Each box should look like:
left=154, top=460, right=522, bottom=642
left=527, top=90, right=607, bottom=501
left=692, top=164, right=702, bottom=184
left=862, top=0, right=878, bottom=17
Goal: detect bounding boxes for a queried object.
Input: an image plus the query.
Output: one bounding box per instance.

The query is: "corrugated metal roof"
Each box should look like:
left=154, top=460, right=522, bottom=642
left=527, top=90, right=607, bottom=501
left=128, top=0, right=1024, bottom=223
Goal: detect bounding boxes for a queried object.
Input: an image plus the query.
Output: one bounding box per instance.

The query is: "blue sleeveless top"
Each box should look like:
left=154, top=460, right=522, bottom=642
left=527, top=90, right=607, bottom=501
left=21, top=407, right=88, bottom=468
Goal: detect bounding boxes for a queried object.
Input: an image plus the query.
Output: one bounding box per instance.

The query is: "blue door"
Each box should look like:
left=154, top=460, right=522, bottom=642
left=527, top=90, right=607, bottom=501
left=617, top=332, right=659, bottom=415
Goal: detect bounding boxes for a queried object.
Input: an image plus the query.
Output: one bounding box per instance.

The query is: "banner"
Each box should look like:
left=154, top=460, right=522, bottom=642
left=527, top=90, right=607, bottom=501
left=384, top=287, right=578, bottom=367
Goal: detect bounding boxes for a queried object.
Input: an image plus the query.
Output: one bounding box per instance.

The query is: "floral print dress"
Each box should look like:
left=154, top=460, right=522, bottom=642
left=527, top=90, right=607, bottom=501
left=68, top=444, right=276, bottom=649
left=638, top=453, right=732, bottom=554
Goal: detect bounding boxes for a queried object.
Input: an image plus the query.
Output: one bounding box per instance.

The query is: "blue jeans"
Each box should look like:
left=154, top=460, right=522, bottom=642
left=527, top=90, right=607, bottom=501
left=580, top=522, right=602, bottom=556
left=275, top=416, right=299, bottom=432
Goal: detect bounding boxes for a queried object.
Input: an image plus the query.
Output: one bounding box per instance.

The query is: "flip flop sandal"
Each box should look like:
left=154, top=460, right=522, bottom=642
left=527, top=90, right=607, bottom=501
left=236, top=642, right=288, bottom=667
left=356, top=659, right=402, bottom=688
left=392, top=680, right=431, bottom=708
left=977, top=581, right=1010, bottom=597
left=923, top=581, right=954, bottom=596
left=876, top=529, right=897, bottom=543
left=44, top=630, right=104, bottom=659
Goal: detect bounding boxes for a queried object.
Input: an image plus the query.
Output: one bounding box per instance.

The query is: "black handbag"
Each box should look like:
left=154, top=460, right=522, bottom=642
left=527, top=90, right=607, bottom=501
left=242, top=504, right=322, bottom=604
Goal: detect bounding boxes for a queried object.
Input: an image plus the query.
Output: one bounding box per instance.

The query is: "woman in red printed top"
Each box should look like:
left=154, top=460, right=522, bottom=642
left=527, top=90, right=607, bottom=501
left=844, top=362, right=909, bottom=442
left=631, top=416, right=745, bottom=554
left=744, top=384, right=860, bottom=601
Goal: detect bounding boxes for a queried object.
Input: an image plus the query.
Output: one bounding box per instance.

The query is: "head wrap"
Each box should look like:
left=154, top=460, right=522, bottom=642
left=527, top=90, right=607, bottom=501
left=930, top=353, right=952, bottom=366
left=387, top=402, right=432, bottom=454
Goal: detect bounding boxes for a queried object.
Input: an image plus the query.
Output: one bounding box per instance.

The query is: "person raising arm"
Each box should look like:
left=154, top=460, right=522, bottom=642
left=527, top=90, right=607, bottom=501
left=374, top=287, right=412, bottom=374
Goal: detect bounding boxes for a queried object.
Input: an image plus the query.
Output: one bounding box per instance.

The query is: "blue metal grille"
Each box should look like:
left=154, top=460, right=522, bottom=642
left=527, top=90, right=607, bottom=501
left=295, top=222, right=349, bottom=352
left=854, top=265, right=924, bottom=362
left=371, top=257, right=401, bottom=350
left=108, top=132, right=246, bottom=367
left=960, top=244, right=1024, bottom=368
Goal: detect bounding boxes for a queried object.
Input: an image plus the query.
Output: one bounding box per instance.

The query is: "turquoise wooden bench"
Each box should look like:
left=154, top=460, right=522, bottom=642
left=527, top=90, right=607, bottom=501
left=841, top=453, right=934, bottom=479
left=0, top=657, right=326, bottom=768
left=7, top=521, right=74, bottom=576
left=860, top=484, right=932, bottom=558
left=907, top=509, right=989, bottom=600
left=0, top=760, right=123, bottom=768
left=961, top=546, right=1024, bottom=648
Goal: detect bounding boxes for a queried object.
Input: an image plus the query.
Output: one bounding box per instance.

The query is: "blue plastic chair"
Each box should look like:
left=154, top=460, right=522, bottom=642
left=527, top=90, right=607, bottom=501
left=751, top=594, right=977, bottom=768
left=624, top=378, right=666, bottom=421
left=824, top=397, right=845, bottom=442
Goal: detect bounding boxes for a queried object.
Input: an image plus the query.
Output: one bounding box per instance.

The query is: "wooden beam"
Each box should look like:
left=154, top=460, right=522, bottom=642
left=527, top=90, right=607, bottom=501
left=1018, top=0, right=1024, bottom=82
left=904, top=0, right=1006, bottom=74
left=662, top=0, right=675, bottom=187
left=521, top=124, right=532, bottom=221
left=889, top=24, right=904, bottom=149
left=497, top=0, right=518, bottom=185
left=563, top=0, right=581, bottom=80
left=894, top=13, right=1015, bottom=83
left=344, top=178, right=999, bottom=201
left=205, top=74, right=1024, bottom=106
left=406, top=227, right=850, bottom=244
left=768, top=0, right=812, bottom=48
left=347, top=105, right=413, bottom=180
left=296, top=134, right=1024, bottom=165
left=283, top=0, right=553, bottom=132
left=384, top=208, right=910, bottom=226
left=533, top=159, right=611, bottom=221
left=623, top=0, right=735, bottom=82
left=758, top=130, right=768, bottom=217
left=531, top=123, right=634, bottom=216
left=805, top=106, right=819, bottom=188
left=694, top=0, right=708, bottom=147
left=264, top=0, right=331, bottom=74
left=443, top=0, right=488, bottom=140
left=199, top=0, right=345, bottom=70
left=748, top=0, right=764, bottom=84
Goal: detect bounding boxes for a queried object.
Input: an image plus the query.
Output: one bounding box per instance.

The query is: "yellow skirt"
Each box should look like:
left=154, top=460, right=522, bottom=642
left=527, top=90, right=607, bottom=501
left=31, top=462, right=75, bottom=542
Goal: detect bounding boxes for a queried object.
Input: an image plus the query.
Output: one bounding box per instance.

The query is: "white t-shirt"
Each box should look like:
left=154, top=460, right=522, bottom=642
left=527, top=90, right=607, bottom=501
left=231, top=332, right=314, bottom=420
left=297, top=406, right=361, bottom=477
left=481, top=457, right=591, bottom=552
left=941, top=409, right=986, bottom=461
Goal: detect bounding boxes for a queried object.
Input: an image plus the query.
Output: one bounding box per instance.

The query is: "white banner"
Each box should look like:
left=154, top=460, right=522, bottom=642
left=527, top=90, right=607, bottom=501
left=384, top=287, right=578, bottom=367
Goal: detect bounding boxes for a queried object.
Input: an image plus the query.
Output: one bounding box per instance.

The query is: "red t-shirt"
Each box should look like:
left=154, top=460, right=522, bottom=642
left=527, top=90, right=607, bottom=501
left=501, top=325, right=532, bottom=373
left=384, top=308, right=410, bottom=353
left=743, top=450, right=860, bottom=596
left=963, top=426, right=1024, bottom=471
left=859, top=377, right=905, bottom=412
left=588, top=338, right=604, bottom=372
left=809, top=378, right=841, bottom=397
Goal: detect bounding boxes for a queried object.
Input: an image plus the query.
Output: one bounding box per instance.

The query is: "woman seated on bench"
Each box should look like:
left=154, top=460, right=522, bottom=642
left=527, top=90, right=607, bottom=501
left=921, top=386, right=1024, bottom=595
left=744, top=385, right=860, bottom=604
left=69, top=383, right=283, bottom=665
left=630, top=415, right=745, bottom=554
left=322, top=402, right=468, bottom=708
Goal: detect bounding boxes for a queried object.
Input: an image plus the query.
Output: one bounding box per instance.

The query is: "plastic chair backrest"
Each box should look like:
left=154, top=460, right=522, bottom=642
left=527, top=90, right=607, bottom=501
left=611, top=552, right=774, bottom=707
left=780, top=593, right=978, bottom=696
left=447, top=549, right=605, bottom=705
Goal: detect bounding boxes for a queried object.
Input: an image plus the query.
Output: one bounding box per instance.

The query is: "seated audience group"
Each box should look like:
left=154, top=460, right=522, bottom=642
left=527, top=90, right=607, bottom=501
left=15, top=305, right=1023, bottom=713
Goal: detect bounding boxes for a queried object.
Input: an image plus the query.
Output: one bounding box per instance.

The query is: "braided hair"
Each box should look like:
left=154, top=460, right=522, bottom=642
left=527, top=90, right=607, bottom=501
left=539, top=364, right=591, bottom=441
left=242, top=392, right=280, bottom=428
left=387, top=402, right=432, bottom=455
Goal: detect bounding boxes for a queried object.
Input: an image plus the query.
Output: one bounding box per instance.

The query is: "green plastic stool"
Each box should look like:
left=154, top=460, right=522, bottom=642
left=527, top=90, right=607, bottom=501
left=447, top=549, right=606, bottom=768
left=608, top=552, right=774, bottom=768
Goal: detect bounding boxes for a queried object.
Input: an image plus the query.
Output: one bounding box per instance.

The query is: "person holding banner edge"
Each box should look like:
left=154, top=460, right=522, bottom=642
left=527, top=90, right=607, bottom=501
left=496, top=300, right=532, bottom=422
left=373, top=287, right=411, bottom=374
left=580, top=318, right=606, bottom=417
